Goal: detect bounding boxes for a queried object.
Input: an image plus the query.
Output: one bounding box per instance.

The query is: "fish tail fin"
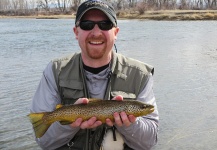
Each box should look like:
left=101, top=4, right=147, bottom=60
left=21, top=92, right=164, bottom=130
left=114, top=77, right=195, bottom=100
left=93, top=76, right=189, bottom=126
left=27, top=113, right=52, bottom=138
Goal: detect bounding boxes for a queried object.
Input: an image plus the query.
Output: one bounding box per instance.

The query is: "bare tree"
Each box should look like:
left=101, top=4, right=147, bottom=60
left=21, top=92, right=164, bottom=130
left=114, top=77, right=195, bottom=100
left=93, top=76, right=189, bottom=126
left=28, top=0, right=36, bottom=10
left=211, top=0, right=217, bottom=8
left=37, top=0, right=50, bottom=11
left=56, top=0, right=67, bottom=12
left=0, top=0, right=3, bottom=10
left=193, top=0, right=204, bottom=9
left=116, top=0, right=124, bottom=10
left=128, top=0, right=137, bottom=8
left=179, top=0, right=187, bottom=9
left=137, top=1, right=147, bottom=14
left=1, top=0, right=217, bottom=16
left=11, top=0, right=19, bottom=14
left=68, top=0, right=81, bottom=11
left=204, top=0, right=215, bottom=8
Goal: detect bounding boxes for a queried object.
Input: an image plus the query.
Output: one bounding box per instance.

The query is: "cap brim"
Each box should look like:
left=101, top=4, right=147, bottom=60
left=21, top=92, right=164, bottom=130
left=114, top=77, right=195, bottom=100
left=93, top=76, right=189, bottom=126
left=76, top=6, right=116, bottom=26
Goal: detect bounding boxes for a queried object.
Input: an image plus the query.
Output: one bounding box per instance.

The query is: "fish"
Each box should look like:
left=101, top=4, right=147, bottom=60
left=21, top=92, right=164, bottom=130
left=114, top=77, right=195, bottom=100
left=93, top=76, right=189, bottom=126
left=28, top=99, right=154, bottom=138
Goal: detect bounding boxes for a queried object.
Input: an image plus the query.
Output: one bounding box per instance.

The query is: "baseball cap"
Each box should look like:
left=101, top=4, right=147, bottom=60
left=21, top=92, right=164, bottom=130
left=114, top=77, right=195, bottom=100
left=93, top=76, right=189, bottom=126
left=75, top=0, right=117, bottom=27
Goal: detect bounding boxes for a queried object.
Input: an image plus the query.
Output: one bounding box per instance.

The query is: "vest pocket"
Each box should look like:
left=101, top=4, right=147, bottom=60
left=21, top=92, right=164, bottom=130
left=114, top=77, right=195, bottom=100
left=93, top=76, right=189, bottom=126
left=59, top=80, right=84, bottom=104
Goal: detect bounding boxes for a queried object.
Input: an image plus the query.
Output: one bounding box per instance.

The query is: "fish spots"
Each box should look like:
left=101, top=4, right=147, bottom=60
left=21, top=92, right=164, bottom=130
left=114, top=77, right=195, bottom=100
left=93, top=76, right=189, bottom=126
left=28, top=99, right=154, bottom=138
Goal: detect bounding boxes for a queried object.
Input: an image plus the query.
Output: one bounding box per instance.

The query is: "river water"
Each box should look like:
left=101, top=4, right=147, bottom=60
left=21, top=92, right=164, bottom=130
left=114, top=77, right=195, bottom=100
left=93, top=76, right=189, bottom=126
left=0, top=18, right=217, bottom=150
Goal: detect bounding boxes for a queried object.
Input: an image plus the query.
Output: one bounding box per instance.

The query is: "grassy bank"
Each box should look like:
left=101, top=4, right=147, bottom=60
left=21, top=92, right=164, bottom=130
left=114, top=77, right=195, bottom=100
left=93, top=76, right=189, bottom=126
left=118, top=10, right=217, bottom=20
left=1, top=10, right=217, bottom=20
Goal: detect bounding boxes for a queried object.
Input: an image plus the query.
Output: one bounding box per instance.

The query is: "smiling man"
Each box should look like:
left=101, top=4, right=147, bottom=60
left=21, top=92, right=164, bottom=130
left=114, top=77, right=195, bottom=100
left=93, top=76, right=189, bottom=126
left=30, top=0, right=159, bottom=150
left=74, top=8, right=119, bottom=67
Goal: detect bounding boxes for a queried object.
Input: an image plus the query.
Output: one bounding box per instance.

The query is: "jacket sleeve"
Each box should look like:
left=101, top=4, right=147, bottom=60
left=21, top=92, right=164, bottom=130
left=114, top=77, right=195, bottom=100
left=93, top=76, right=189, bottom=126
left=115, top=74, right=159, bottom=150
left=30, top=62, right=80, bottom=150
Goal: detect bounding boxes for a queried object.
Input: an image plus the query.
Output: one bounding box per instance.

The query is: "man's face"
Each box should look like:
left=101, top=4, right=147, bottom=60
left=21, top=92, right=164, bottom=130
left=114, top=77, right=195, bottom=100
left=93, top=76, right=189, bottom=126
left=74, top=9, right=119, bottom=63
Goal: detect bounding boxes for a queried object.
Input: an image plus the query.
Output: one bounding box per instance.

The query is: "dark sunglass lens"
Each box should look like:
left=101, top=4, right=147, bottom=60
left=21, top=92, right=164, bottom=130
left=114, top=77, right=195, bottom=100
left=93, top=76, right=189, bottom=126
left=80, top=21, right=95, bottom=30
left=79, top=21, right=113, bottom=31
left=98, top=21, right=113, bottom=30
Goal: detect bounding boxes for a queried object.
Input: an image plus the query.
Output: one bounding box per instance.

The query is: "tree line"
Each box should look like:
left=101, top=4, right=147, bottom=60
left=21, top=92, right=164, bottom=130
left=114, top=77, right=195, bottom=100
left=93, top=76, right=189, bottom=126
left=0, top=0, right=217, bottom=16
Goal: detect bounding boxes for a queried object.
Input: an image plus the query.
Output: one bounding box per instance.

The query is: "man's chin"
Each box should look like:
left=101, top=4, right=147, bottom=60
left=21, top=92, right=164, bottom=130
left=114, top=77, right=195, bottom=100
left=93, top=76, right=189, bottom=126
left=88, top=55, right=104, bottom=59
left=87, top=51, right=105, bottom=59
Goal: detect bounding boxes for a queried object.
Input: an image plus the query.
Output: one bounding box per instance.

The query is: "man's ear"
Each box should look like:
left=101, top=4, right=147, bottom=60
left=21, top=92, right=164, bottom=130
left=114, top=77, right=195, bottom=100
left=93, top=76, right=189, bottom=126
left=114, top=27, right=119, bottom=40
left=73, top=27, right=78, bottom=39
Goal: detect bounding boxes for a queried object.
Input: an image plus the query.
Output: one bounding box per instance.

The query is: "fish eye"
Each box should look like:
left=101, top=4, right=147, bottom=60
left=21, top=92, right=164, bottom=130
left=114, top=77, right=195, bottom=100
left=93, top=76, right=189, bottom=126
left=141, top=105, right=147, bottom=109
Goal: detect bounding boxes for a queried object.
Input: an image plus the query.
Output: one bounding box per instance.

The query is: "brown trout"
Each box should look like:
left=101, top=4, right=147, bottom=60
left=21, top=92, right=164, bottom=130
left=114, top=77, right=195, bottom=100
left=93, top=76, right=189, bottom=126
left=28, top=99, right=154, bottom=138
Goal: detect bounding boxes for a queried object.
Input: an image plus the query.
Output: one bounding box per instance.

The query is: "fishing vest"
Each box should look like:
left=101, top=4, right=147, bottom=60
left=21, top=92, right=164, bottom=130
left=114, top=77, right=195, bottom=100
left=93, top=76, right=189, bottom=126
left=52, top=52, right=154, bottom=150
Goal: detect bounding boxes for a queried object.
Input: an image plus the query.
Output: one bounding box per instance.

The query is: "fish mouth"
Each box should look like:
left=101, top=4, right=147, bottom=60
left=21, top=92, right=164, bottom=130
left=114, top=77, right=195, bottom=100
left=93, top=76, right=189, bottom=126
left=142, top=104, right=154, bottom=109
left=150, top=108, right=155, bottom=112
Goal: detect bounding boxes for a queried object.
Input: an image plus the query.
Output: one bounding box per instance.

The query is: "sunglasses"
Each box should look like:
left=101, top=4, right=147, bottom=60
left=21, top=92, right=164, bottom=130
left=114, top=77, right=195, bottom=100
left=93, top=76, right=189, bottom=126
left=76, top=20, right=114, bottom=31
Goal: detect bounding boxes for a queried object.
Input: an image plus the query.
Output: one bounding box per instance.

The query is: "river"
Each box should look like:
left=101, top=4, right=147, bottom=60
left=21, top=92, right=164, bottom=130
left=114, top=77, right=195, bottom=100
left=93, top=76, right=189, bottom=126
left=0, top=18, right=217, bottom=150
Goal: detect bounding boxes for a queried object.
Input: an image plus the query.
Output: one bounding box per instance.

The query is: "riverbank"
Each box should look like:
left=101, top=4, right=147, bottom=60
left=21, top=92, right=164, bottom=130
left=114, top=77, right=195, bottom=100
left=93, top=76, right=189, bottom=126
left=1, top=10, right=217, bottom=20
left=120, top=10, right=217, bottom=20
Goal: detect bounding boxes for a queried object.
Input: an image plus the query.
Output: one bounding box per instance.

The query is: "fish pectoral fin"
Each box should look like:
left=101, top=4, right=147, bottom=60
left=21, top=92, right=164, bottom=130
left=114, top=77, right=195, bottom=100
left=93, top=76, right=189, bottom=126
left=59, top=121, right=72, bottom=125
left=56, top=104, right=63, bottom=109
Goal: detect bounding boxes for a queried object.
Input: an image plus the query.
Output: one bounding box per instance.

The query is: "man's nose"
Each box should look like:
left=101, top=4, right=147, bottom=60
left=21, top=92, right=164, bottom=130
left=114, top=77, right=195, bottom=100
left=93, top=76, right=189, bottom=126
left=91, top=24, right=102, bottom=36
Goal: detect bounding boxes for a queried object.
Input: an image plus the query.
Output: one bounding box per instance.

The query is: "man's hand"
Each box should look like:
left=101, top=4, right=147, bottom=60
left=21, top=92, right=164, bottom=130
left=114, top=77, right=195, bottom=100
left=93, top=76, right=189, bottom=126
left=106, top=95, right=137, bottom=127
left=70, top=98, right=102, bottom=129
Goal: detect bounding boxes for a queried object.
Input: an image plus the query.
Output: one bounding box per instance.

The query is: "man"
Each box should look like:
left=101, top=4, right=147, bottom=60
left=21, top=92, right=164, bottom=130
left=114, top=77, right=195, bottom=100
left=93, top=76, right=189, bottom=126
left=30, top=0, right=159, bottom=149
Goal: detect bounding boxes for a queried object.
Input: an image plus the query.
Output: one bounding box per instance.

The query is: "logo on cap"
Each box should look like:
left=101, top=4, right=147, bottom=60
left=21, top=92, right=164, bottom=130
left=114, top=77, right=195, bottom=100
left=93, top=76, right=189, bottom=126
left=85, top=0, right=109, bottom=8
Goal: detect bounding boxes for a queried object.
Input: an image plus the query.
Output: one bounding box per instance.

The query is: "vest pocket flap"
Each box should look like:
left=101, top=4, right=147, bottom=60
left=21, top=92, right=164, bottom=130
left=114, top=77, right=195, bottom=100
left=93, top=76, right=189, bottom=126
left=59, top=80, right=84, bottom=99
left=59, top=80, right=83, bottom=90
left=111, top=91, right=136, bottom=99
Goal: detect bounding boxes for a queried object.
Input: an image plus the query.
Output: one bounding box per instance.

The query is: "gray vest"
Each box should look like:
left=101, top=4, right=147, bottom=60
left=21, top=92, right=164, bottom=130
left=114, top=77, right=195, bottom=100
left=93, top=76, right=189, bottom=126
left=52, top=52, right=154, bottom=150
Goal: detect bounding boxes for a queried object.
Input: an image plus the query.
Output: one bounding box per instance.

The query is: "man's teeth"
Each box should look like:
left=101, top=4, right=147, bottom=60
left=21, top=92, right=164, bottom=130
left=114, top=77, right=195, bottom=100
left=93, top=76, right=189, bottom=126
left=90, top=41, right=103, bottom=44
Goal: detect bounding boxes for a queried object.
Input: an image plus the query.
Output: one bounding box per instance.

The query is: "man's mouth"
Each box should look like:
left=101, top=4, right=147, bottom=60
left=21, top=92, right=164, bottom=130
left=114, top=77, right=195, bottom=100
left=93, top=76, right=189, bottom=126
left=89, top=41, right=103, bottom=45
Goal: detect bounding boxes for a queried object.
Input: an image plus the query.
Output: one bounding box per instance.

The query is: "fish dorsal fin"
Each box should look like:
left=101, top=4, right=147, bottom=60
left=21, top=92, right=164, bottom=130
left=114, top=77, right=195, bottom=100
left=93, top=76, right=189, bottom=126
left=56, top=104, right=63, bottom=109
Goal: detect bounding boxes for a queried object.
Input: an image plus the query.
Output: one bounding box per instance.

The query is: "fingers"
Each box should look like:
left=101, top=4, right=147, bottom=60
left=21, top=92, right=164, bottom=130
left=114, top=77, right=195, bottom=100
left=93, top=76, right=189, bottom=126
left=106, top=112, right=137, bottom=127
left=106, top=118, right=114, bottom=126
left=74, top=98, right=89, bottom=105
left=72, top=97, right=136, bottom=129
left=112, top=95, right=123, bottom=101
left=70, top=118, right=83, bottom=128
left=114, top=112, right=123, bottom=126
left=120, top=112, right=131, bottom=127
left=110, top=96, right=137, bottom=127
left=70, top=117, right=102, bottom=129
left=71, top=98, right=103, bottom=129
left=128, top=115, right=136, bottom=123
left=80, top=117, right=102, bottom=129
